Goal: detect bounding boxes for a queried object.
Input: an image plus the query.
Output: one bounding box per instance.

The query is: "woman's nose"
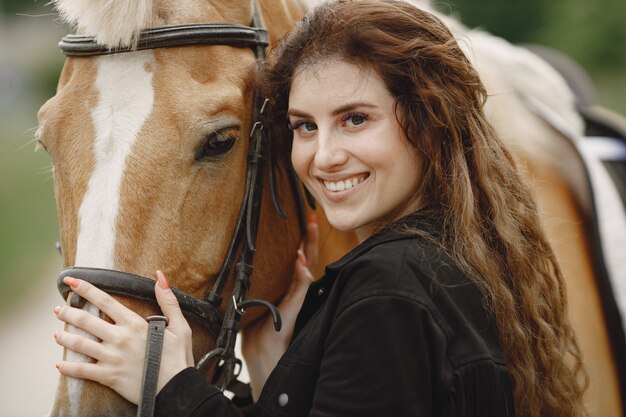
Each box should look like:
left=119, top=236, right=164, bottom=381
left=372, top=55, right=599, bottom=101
left=314, top=130, right=348, bottom=170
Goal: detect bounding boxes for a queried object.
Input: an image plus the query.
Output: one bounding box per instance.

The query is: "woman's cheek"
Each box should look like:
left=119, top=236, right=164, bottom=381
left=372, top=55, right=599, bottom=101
left=291, top=140, right=312, bottom=179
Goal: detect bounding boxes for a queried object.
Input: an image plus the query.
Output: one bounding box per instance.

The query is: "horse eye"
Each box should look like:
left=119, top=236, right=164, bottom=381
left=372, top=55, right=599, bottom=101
left=195, top=127, right=239, bottom=160
left=35, top=126, right=51, bottom=155
left=35, top=139, right=49, bottom=154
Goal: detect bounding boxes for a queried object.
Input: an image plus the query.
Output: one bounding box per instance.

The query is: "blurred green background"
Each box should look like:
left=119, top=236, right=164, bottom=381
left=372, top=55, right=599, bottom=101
left=0, top=0, right=68, bottom=317
left=0, top=0, right=624, bottom=314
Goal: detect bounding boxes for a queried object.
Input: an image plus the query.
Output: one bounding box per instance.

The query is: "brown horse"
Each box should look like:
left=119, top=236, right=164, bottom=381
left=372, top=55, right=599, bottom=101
left=36, top=0, right=623, bottom=416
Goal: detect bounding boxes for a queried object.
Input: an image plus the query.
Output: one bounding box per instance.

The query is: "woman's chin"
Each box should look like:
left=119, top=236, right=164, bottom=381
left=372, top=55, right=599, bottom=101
left=325, top=216, right=358, bottom=233
left=324, top=214, right=369, bottom=235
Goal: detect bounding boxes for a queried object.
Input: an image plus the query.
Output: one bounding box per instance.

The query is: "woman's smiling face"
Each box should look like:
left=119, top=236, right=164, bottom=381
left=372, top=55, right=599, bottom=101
left=289, top=60, right=421, bottom=240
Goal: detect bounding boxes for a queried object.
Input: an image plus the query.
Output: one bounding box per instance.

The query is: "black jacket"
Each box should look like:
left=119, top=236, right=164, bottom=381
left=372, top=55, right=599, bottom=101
left=155, top=225, right=515, bottom=417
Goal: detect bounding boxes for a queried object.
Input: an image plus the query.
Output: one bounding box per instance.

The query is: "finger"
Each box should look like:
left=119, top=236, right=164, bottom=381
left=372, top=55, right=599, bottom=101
left=279, top=251, right=313, bottom=315
left=295, top=250, right=314, bottom=284
left=56, top=360, right=141, bottom=405
left=63, top=277, right=135, bottom=324
left=54, top=304, right=113, bottom=341
left=303, top=213, right=319, bottom=272
left=53, top=329, right=107, bottom=362
left=56, top=360, right=107, bottom=385
left=154, top=270, right=188, bottom=330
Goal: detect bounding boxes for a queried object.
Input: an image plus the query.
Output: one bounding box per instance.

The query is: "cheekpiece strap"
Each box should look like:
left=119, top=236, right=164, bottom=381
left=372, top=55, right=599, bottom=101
left=137, top=315, right=168, bottom=417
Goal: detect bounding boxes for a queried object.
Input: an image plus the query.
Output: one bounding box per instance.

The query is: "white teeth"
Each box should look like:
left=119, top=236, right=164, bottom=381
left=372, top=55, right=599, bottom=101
left=323, top=176, right=365, bottom=192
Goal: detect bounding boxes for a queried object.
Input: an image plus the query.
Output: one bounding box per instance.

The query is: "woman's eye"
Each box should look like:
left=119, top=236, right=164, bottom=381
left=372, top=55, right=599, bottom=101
left=195, top=127, right=239, bottom=160
left=288, top=120, right=317, bottom=134
left=302, top=122, right=317, bottom=132
left=345, top=114, right=368, bottom=127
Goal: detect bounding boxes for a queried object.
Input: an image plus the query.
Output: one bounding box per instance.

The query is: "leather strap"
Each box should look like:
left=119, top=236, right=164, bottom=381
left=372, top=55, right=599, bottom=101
left=137, top=316, right=168, bottom=417
left=57, top=267, right=221, bottom=338
left=59, top=23, right=269, bottom=56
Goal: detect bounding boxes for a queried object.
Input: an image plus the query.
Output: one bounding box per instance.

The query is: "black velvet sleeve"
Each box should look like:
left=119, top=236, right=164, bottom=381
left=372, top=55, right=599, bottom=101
left=154, top=367, right=262, bottom=417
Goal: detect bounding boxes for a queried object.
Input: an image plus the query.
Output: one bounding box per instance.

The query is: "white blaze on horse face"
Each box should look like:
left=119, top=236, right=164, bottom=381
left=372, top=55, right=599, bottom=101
left=76, top=50, right=155, bottom=268
left=67, top=50, right=155, bottom=417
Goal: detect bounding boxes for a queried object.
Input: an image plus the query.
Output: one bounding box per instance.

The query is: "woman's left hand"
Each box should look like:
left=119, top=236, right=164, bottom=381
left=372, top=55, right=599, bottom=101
left=241, top=214, right=318, bottom=400
left=53, top=271, right=194, bottom=405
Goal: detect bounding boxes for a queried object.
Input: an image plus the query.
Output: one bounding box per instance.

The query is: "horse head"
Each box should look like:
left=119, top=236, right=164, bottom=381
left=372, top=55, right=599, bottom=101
left=36, top=0, right=318, bottom=415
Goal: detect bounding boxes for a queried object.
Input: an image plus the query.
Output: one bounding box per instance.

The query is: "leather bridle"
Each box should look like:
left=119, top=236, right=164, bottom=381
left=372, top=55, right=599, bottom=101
left=55, top=6, right=310, bottom=417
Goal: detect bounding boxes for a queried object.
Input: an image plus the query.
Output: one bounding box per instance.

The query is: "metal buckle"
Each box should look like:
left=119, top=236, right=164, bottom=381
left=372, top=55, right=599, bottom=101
left=146, top=315, right=169, bottom=326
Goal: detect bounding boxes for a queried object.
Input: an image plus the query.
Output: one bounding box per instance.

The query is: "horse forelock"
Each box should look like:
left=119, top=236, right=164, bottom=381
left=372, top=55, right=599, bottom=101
left=53, top=0, right=155, bottom=48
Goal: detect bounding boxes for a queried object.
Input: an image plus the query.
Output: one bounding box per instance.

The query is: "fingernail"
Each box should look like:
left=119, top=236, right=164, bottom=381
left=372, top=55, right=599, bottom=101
left=55, top=362, right=60, bottom=370
left=53, top=330, right=60, bottom=339
left=156, top=270, right=170, bottom=289
left=297, top=249, right=308, bottom=267
left=64, top=277, right=78, bottom=288
left=54, top=306, right=61, bottom=315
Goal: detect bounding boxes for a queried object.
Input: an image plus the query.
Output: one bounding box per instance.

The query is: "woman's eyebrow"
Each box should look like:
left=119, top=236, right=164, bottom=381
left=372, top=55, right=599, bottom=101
left=288, top=102, right=378, bottom=118
left=287, top=108, right=311, bottom=118
left=330, top=101, right=377, bottom=116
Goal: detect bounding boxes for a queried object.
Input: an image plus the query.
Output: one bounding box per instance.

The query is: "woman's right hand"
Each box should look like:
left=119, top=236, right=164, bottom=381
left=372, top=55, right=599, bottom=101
left=241, top=214, right=318, bottom=400
left=53, top=271, right=194, bottom=404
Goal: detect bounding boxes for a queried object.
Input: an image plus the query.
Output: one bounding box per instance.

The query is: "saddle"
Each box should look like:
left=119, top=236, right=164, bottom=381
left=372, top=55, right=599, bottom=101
left=527, top=43, right=626, bottom=401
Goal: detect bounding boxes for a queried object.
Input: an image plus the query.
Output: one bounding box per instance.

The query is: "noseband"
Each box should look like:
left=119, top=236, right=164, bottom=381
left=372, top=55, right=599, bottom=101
left=56, top=7, right=309, bottom=416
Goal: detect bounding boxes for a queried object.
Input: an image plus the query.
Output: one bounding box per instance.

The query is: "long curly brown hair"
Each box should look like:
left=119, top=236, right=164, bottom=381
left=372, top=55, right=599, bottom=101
left=264, top=0, right=587, bottom=416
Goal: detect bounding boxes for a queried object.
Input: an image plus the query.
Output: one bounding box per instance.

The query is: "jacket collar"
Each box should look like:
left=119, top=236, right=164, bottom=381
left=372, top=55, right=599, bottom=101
left=325, top=213, right=439, bottom=273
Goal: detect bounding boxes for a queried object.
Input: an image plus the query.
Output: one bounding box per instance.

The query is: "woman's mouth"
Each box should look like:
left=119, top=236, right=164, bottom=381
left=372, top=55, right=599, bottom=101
left=321, top=174, right=369, bottom=192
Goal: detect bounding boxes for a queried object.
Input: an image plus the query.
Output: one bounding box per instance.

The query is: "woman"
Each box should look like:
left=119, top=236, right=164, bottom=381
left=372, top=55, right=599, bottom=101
left=53, top=0, right=586, bottom=416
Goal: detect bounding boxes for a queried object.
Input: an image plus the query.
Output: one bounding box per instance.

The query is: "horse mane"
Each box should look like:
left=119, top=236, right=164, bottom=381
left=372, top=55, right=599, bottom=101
left=53, top=0, right=155, bottom=48
left=404, top=0, right=583, bottom=137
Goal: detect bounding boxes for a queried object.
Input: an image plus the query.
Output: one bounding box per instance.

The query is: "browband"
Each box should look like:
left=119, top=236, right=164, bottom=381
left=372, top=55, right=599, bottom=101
left=59, top=23, right=269, bottom=56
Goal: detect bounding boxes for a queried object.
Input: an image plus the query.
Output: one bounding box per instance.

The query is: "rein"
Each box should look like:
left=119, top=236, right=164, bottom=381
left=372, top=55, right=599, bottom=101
left=56, top=7, right=309, bottom=417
